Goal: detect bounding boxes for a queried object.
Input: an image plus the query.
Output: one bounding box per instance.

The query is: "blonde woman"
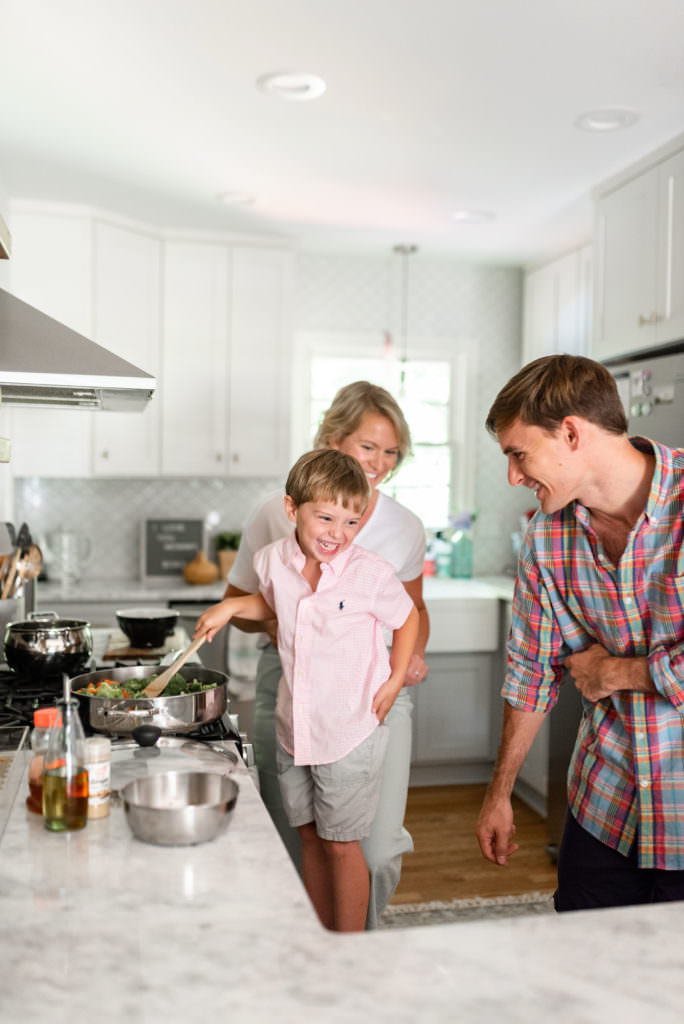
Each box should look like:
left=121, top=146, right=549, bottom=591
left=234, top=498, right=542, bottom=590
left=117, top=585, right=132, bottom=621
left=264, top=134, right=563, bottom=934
left=226, top=382, right=429, bottom=928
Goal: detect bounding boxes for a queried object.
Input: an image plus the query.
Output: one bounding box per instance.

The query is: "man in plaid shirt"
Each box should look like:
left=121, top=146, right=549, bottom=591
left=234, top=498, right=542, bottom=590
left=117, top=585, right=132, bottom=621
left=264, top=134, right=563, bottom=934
left=477, top=354, right=684, bottom=910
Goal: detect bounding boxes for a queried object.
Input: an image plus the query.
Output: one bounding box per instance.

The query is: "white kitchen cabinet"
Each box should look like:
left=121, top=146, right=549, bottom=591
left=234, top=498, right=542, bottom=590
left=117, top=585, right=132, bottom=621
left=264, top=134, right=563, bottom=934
left=522, top=245, right=592, bottom=365
left=593, top=148, right=684, bottom=361
left=92, top=221, right=162, bottom=476
left=227, top=246, right=293, bottom=477
left=413, top=653, right=494, bottom=764
left=7, top=207, right=94, bottom=477
left=161, top=241, right=230, bottom=475
left=161, top=241, right=293, bottom=478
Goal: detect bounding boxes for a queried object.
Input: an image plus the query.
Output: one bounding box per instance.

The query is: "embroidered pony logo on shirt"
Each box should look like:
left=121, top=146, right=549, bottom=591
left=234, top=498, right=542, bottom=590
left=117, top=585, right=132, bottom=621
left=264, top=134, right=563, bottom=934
left=339, top=601, right=344, bottom=610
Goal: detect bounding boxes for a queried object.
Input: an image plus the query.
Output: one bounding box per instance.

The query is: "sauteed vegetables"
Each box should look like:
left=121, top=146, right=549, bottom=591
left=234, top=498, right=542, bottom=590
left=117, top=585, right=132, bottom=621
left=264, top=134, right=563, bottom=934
left=77, top=674, right=217, bottom=699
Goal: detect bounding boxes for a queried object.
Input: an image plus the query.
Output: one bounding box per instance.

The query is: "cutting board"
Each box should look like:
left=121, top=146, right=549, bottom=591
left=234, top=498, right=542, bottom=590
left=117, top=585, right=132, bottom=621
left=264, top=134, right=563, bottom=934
left=103, top=627, right=189, bottom=661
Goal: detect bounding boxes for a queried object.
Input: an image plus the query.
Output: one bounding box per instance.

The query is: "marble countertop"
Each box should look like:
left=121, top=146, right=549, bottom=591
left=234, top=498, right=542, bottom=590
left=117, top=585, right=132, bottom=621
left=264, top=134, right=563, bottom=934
left=1, top=743, right=683, bottom=1022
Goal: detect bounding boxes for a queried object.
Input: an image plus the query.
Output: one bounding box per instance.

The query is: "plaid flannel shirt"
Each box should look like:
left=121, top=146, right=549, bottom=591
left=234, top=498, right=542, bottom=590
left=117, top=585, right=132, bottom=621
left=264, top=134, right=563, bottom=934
left=504, top=438, right=684, bottom=868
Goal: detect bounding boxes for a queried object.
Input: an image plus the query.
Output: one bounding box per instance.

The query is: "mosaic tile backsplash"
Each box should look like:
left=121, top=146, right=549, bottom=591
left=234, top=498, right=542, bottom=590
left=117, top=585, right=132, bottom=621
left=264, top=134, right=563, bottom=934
left=14, top=250, right=529, bottom=581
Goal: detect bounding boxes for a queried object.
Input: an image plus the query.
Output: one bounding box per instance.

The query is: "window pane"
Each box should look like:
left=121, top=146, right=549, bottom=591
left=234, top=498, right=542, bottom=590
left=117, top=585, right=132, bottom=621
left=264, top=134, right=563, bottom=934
left=310, top=355, right=452, bottom=530
left=388, top=485, right=450, bottom=530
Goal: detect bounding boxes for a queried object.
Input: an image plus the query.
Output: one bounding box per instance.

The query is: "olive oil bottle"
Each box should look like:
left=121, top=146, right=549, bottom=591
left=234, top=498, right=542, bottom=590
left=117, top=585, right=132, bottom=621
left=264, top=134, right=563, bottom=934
left=43, top=676, right=89, bottom=832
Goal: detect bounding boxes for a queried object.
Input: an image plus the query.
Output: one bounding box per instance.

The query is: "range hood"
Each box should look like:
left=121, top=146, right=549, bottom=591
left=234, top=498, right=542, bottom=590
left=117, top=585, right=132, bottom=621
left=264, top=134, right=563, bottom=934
left=0, top=287, right=156, bottom=412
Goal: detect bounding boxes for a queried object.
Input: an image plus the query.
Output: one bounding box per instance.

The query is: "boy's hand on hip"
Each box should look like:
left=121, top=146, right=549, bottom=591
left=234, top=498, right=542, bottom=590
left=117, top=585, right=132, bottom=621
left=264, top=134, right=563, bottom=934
left=372, top=674, right=403, bottom=723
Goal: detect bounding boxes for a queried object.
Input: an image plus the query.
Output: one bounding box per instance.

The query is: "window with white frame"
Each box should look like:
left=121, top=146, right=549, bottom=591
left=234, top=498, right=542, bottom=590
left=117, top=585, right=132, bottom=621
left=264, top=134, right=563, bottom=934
left=292, top=334, right=475, bottom=531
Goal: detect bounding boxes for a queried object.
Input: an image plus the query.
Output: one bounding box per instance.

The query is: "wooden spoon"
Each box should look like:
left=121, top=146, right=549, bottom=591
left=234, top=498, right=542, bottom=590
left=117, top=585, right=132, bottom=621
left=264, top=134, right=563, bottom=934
left=141, top=635, right=207, bottom=698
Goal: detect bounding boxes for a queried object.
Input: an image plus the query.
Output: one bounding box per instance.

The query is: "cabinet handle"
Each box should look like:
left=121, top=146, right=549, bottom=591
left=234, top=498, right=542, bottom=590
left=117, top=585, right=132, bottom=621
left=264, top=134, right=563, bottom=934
left=638, top=311, right=662, bottom=327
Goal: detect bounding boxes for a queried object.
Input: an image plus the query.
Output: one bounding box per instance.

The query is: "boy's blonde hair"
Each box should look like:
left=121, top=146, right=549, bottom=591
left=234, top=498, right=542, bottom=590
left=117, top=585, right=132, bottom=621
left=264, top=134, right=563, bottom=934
left=314, top=381, right=411, bottom=480
left=286, top=449, right=370, bottom=512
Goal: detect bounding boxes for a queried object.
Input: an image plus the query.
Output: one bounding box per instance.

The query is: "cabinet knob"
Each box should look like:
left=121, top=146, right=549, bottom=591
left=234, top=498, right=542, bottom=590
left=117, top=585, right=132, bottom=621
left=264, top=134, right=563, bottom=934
left=215, top=453, right=223, bottom=462
left=232, top=453, right=239, bottom=463
left=638, top=311, right=662, bottom=327
left=101, top=450, right=109, bottom=459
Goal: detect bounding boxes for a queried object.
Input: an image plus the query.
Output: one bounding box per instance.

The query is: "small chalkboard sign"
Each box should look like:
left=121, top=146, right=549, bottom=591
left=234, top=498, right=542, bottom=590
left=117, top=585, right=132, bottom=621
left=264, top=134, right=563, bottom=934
left=141, top=519, right=205, bottom=581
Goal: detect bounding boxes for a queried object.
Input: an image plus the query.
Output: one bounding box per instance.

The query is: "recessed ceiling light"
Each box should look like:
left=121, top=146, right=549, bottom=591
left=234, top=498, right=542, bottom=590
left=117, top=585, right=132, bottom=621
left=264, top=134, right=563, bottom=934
left=450, top=209, right=496, bottom=224
left=256, top=71, right=327, bottom=102
left=216, top=190, right=255, bottom=206
left=574, top=107, right=639, bottom=132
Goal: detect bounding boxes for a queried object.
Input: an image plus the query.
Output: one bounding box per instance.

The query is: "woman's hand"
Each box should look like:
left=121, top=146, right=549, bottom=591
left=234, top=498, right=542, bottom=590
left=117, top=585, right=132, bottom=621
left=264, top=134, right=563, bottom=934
left=403, top=652, right=428, bottom=687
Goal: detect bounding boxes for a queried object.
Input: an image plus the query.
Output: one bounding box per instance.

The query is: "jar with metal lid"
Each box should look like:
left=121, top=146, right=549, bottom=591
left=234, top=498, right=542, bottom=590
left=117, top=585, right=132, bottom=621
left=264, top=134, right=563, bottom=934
left=84, top=735, right=111, bottom=818
left=26, top=707, right=60, bottom=814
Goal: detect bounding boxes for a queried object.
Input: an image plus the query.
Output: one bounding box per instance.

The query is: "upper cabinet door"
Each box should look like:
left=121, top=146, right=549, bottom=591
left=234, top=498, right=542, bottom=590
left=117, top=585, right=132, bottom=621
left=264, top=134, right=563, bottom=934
left=656, top=149, right=684, bottom=347
left=226, top=247, right=294, bottom=478
left=91, top=222, right=162, bottom=477
left=593, top=167, right=660, bottom=361
left=522, top=245, right=591, bottom=366
left=161, top=242, right=229, bottom=476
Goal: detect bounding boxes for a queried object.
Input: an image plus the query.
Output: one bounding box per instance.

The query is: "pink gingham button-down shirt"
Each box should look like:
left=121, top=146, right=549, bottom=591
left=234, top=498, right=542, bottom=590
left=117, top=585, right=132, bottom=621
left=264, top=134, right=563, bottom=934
left=254, top=533, right=414, bottom=766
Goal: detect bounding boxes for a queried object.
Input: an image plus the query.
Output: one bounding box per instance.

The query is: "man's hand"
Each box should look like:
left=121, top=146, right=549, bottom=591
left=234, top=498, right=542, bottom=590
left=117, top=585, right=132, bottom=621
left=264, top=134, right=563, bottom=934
left=476, top=794, right=518, bottom=866
left=564, top=644, right=615, bottom=701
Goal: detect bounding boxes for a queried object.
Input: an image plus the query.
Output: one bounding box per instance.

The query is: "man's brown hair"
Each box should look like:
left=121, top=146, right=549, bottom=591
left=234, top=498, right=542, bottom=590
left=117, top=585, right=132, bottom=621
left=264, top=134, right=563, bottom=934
left=485, top=354, right=628, bottom=436
left=285, top=449, right=370, bottom=511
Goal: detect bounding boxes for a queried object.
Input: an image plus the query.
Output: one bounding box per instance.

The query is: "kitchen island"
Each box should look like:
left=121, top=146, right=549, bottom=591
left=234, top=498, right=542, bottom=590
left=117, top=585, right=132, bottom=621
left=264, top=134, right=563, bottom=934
left=0, top=741, right=682, bottom=1022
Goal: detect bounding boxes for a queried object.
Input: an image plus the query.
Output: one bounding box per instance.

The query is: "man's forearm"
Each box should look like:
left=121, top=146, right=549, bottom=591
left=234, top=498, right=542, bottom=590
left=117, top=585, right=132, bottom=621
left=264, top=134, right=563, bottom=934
left=487, top=703, right=547, bottom=800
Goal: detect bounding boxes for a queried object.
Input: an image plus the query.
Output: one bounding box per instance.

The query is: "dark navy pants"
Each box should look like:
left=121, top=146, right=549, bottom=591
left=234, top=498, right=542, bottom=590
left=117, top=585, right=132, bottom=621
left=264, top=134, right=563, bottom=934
left=555, top=810, right=684, bottom=912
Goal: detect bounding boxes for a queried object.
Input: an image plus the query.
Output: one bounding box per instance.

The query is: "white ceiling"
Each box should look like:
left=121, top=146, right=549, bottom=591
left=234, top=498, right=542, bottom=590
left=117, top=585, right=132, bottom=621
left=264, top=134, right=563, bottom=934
left=2, top=0, right=684, bottom=266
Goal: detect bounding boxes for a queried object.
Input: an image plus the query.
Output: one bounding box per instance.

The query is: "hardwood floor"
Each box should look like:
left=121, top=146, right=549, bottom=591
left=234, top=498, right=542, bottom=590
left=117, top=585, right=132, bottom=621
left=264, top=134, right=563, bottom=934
left=390, top=784, right=558, bottom=904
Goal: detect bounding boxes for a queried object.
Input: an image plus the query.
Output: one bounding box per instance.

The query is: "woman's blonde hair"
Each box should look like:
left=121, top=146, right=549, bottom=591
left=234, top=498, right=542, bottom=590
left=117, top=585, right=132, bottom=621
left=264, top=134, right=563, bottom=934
left=286, top=449, right=370, bottom=511
left=314, top=381, right=412, bottom=480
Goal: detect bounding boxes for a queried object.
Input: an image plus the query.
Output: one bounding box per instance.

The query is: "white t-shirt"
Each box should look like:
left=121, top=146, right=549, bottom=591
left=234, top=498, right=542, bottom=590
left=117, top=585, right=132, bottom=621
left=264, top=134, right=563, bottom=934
left=229, top=489, right=426, bottom=594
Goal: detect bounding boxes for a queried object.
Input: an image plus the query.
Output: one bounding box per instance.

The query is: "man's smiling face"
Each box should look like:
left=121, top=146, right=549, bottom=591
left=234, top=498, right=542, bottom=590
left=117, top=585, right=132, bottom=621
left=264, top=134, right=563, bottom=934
left=497, top=418, right=580, bottom=514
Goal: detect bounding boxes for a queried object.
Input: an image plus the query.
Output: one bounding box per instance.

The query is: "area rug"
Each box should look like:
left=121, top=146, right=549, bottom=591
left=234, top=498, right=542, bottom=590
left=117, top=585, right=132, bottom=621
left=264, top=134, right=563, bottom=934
left=379, top=891, right=556, bottom=928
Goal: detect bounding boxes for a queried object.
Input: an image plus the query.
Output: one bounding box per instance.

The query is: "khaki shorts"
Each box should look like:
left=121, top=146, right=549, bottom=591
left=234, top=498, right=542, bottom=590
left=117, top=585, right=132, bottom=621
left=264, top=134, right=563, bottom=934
left=276, top=726, right=390, bottom=842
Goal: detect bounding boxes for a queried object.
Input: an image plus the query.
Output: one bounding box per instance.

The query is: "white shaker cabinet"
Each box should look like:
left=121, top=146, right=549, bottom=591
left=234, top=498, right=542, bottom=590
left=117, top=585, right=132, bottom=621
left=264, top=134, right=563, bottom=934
left=7, top=207, right=93, bottom=477
left=227, top=246, right=293, bottom=477
left=413, top=652, right=495, bottom=764
left=161, top=242, right=293, bottom=478
left=593, top=148, right=684, bottom=361
left=92, top=221, right=162, bottom=476
left=161, top=241, right=229, bottom=475
left=522, top=245, right=592, bottom=365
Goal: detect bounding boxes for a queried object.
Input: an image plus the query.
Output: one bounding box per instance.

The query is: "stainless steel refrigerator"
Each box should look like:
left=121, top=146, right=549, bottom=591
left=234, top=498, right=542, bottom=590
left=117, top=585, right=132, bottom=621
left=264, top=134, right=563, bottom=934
left=545, top=345, right=684, bottom=861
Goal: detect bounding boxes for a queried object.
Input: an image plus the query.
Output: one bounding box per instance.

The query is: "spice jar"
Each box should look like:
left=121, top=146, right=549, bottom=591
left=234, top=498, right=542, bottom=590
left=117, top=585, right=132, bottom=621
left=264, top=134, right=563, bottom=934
left=26, top=707, right=60, bottom=814
left=84, top=735, right=111, bottom=819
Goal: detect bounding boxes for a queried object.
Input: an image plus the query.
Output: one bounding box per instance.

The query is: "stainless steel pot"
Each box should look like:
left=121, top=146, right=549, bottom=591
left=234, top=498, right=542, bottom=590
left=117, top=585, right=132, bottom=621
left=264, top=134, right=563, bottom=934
left=4, top=610, right=93, bottom=678
left=70, top=664, right=229, bottom=736
left=121, top=771, right=239, bottom=845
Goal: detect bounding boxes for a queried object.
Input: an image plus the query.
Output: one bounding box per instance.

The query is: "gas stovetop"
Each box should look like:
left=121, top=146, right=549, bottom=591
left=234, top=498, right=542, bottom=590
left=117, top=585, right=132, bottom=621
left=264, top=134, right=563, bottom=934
left=0, top=667, right=243, bottom=754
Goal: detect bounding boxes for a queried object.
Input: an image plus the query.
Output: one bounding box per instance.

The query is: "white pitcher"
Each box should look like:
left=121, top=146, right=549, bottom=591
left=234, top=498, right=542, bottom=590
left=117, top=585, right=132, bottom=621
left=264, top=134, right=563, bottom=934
left=47, top=529, right=91, bottom=584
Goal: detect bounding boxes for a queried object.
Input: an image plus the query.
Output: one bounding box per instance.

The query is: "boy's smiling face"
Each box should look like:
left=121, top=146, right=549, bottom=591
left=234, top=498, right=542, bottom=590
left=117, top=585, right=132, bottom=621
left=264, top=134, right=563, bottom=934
left=284, top=495, right=364, bottom=565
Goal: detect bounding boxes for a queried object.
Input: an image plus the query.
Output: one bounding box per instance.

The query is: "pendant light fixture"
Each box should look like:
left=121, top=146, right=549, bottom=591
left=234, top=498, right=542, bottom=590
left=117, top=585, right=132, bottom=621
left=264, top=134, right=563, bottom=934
left=393, top=243, right=417, bottom=394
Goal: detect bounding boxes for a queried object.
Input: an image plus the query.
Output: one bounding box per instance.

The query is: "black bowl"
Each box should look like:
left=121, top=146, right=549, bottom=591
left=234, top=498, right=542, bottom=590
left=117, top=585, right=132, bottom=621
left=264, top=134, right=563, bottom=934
left=116, top=607, right=179, bottom=648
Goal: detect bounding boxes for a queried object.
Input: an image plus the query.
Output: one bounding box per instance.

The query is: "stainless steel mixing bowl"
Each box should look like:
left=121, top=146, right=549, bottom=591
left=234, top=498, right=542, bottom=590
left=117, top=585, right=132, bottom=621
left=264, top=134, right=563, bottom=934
left=121, top=771, right=238, bottom=846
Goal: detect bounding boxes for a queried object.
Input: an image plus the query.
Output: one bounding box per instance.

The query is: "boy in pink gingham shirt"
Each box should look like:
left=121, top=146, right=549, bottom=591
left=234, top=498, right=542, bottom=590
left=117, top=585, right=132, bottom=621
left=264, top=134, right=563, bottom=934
left=196, top=449, right=419, bottom=932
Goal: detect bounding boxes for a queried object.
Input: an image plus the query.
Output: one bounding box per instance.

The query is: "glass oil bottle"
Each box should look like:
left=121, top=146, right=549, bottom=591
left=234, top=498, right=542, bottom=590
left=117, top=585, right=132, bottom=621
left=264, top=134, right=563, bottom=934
left=43, top=675, right=89, bottom=831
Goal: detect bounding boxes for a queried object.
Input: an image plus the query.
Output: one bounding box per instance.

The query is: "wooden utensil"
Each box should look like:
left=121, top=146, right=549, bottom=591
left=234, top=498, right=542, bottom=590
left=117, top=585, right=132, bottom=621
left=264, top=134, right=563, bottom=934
left=1, top=549, right=20, bottom=599
left=141, top=635, right=207, bottom=698
left=16, top=544, right=43, bottom=587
